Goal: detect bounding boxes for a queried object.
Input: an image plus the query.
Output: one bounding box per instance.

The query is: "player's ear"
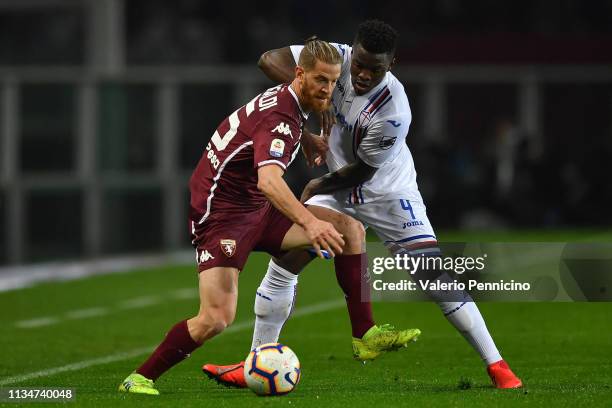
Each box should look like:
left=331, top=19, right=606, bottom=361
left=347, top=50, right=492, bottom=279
left=295, top=65, right=306, bottom=86
left=388, top=56, right=396, bottom=71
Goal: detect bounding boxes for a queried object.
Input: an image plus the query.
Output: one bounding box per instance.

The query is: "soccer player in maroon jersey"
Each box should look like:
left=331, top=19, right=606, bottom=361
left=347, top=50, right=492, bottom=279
left=203, top=21, right=521, bottom=390
left=119, top=39, right=354, bottom=396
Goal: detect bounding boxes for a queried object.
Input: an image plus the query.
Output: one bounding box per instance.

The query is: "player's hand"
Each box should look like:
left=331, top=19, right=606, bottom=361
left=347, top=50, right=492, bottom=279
left=304, top=218, right=344, bottom=258
left=300, top=179, right=321, bottom=203
left=301, top=129, right=328, bottom=167
left=317, top=108, right=336, bottom=140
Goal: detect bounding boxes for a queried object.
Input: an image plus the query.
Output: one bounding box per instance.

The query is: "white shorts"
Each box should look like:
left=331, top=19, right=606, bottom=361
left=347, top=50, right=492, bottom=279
left=305, top=191, right=437, bottom=251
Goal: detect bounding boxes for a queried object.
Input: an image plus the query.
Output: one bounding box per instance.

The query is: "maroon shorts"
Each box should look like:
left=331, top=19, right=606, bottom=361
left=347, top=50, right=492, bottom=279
left=191, top=203, right=293, bottom=272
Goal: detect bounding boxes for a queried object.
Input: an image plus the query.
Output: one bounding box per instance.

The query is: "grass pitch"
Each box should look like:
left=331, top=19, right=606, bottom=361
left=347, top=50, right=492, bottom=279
left=1, top=230, right=611, bottom=407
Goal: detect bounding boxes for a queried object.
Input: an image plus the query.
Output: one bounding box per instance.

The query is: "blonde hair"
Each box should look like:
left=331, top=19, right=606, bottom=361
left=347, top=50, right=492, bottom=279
left=298, top=37, right=342, bottom=71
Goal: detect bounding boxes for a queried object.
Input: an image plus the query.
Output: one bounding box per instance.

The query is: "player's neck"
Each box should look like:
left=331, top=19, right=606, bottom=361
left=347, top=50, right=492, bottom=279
left=289, top=80, right=310, bottom=114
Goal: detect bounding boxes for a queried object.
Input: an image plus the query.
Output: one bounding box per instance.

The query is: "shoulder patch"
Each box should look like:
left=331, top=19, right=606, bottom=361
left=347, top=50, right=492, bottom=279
left=269, top=138, right=285, bottom=157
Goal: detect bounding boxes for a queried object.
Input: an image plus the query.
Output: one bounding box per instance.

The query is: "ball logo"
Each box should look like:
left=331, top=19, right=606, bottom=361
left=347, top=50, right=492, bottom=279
left=220, top=239, right=236, bottom=258
left=244, top=342, right=301, bottom=396
left=269, top=138, right=285, bottom=158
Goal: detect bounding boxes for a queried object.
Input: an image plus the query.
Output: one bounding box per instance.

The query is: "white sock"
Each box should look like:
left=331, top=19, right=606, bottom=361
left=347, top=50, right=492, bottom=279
left=441, top=301, right=503, bottom=365
left=388, top=246, right=503, bottom=365
left=251, top=259, right=298, bottom=350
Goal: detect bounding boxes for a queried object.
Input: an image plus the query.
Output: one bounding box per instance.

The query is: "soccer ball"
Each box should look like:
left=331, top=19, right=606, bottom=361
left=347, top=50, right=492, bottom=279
left=244, top=342, right=301, bottom=396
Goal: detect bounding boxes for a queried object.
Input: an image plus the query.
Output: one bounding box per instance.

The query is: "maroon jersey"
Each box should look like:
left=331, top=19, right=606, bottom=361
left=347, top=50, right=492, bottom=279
left=189, top=84, right=307, bottom=226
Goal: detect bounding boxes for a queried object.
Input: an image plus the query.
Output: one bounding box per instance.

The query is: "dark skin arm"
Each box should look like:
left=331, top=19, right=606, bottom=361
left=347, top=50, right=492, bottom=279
left=258, top=47, right=296, bottom=84
left=300, top=159, right=377, bottom=202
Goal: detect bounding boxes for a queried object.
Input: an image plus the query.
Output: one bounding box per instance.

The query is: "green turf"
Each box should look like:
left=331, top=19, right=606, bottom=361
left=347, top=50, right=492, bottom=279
left=434, top=229, right=612, bottom=242
left=1, top=232, right=611, bottom=407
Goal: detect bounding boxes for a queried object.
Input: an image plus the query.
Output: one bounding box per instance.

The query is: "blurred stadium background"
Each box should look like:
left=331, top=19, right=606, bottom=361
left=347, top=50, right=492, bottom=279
left=1, top=2, right=611, bottom=405
left=1, top=0, right=612, bottom=268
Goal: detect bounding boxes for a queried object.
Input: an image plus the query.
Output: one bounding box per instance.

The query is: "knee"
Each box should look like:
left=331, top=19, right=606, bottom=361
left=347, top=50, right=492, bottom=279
left=341, top=216, right=365, bottom=251
left=206, top=317, right=231, bottom=336
left=191, top=309, right=235, bottom=342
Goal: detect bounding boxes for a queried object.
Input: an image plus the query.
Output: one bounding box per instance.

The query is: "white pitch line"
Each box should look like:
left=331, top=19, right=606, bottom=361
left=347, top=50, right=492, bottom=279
left=14, top=317, right=60, bottom=329
left=0, top=299, right=345, bottom=386
left=65, top=307, right=109, bottom=320
left=170, top=288, right=199, bottom=300
left=117, top=296, right=162, bottom=310
left=14, top=289, right=195, bottom=329
left=0, top=347, right=155, bottom=386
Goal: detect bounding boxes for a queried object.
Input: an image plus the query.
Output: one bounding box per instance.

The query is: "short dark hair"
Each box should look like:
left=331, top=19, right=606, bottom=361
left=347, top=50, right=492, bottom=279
left=354, top=20, right=398, bottom=54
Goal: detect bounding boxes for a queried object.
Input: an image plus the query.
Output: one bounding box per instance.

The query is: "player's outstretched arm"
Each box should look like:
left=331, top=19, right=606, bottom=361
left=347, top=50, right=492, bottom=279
left=257, top=165, right=344, bottom=257
left=258, top=47, right=296, bottom=84
left=300, top=159, right=377, bottom=202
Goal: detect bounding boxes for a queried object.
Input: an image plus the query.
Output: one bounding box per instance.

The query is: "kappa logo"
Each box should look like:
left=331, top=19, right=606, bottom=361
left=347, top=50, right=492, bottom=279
left=220, top=239, right=237, bottom=258
left=272, top=122, right=292, bottom=137
left=269, top=138, right=285, bottom=158
left=198, top=249, right=215, bottom=263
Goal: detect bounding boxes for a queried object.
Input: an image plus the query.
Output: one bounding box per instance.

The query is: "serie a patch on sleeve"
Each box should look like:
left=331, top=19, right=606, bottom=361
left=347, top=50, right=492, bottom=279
left=269, top=138, right=285, bottom=157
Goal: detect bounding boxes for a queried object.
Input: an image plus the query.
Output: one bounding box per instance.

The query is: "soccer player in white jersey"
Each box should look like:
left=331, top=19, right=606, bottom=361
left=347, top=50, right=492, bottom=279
left=203, top=20, right=522, bottom=389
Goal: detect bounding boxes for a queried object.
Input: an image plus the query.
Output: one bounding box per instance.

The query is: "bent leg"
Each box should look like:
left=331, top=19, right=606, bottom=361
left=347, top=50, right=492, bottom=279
left=391, top=241, right=503, bottom=365
left=308, top=206, right=373, bottom=337
left=136, top=267, right=238, bottom=382
left=280, top=205, right=364, bottom=255
left=188, top=266, right=239, bottom=343
left=252, top=259, right=298, bottom=348
left=276, top=205, right=373, bottom=339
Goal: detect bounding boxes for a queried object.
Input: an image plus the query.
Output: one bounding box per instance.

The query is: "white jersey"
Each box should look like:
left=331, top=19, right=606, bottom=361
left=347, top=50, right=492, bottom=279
left=291, top=43, right=423, bottom=205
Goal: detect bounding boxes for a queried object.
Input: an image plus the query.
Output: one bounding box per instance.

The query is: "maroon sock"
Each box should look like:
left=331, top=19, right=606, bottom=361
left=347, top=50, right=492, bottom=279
left=136, top=319, right=201, bottom=381
left=334, top=253, right=375, bottom=338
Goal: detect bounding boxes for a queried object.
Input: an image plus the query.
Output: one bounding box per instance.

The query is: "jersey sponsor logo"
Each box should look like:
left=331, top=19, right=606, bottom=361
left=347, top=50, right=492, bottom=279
left=387, top=120, right=401, bottom=127
left=198, top=249, right=215, bottom=263
left=272, top=122, right=293, bottom=137
left=336, top=81, right=345, bottom=94
left=205, top=142, right=221, bottom=169
left=378, top=135, right=397, bottom=150
left=269, top=138, right=285, bottom=157
left=333, top=104, right=350, bottom=130
left=220, top=239, right=237, bottom=258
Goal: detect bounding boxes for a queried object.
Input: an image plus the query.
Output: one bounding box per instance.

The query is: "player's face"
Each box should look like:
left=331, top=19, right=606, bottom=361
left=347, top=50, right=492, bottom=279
left=299, top=60, right=341, bottom=112
left=350, top=43, right=394, bottom=95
